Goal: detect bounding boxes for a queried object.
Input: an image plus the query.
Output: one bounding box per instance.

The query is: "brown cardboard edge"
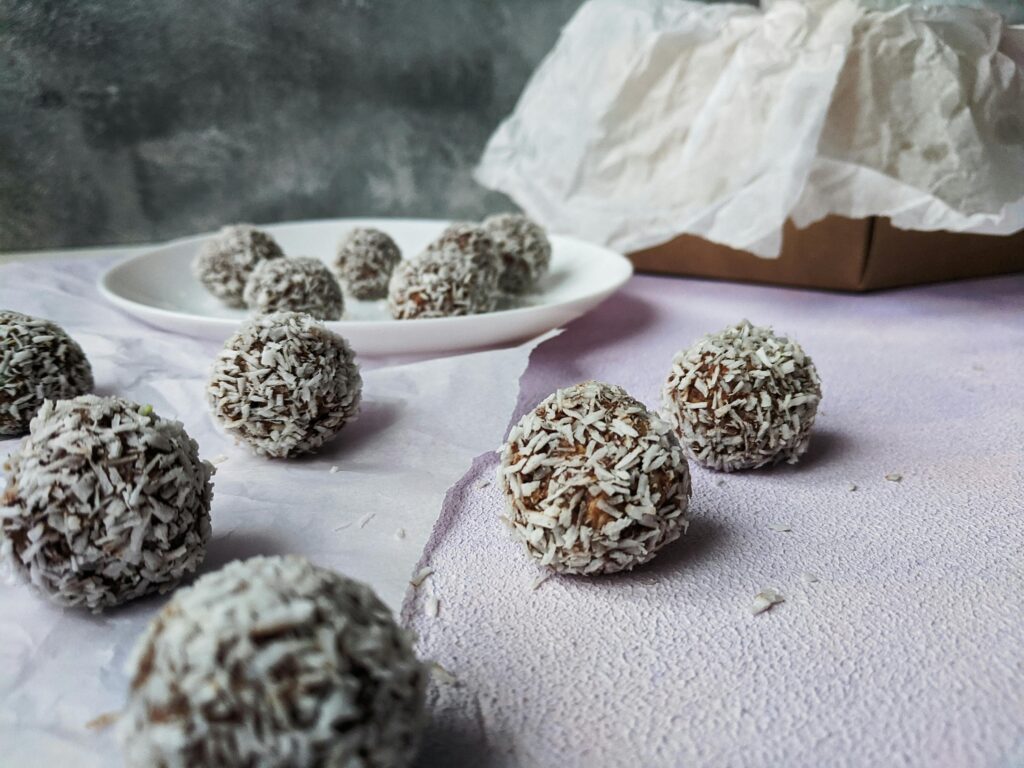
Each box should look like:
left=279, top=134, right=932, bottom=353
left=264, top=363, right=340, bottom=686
left=629, top=216, right=870, bottom=292
left=630, top=216, right=1024, bottom=292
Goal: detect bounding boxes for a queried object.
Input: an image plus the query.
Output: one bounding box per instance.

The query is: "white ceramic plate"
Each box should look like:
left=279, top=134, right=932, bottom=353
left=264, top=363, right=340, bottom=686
left=98, top=218, right=633, bottom=356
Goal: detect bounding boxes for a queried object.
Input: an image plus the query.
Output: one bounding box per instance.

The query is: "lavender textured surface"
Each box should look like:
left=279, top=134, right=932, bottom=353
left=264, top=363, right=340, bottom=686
left=407, top=273, right=1024, bottom=768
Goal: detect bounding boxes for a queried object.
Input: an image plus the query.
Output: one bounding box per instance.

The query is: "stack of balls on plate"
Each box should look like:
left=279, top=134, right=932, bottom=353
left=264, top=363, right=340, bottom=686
left=3, top=250, right=821, bottom=765
left=192, top=213, right=552, bottom=322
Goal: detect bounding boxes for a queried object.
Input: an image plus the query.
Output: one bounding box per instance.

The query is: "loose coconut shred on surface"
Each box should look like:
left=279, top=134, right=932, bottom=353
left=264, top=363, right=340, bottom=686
left=0, top=395, right=213, bottom=611
left=118, top=555, right=427, bottom=768
left=499, top=380, right=692, bottom=575
left=0, top=310, right=94, bottom=436
left=207, top=312, right=361, bottom=458
left=662, top=320, right=822, bottom=471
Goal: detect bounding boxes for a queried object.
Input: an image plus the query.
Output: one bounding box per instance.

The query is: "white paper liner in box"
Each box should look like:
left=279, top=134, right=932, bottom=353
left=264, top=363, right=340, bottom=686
left=476, top=0, right=1024, bottom=257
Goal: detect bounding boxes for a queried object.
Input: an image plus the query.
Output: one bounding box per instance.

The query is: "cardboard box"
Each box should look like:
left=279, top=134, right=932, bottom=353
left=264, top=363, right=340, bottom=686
left=628, top=216, right=1024, bottom=291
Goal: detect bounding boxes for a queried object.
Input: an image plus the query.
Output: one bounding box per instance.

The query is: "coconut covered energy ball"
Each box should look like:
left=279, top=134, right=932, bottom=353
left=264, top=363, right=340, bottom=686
left=387, top=252, right=497, bottom=319
left=387, top=223, right=500, bottom=319
left=194, top=224, right=284, bottom=308
left=482, top=212, right=552, bottom=294
left=429, top=222, right=502, bottom=285
left=499, top=380, right=692, bottom=575
left=208, top=312, right=361, bottom=458
left=334, top=227, right=402, bottom=300
left=243, top=257, right=344, bottom=320
left=662, top=320, right=822, bottom=471
left=0, top=395, right=213, bottom=611
left=119, top=555, right=427, bottom=768
left=0, top=310, right=93, bottom=436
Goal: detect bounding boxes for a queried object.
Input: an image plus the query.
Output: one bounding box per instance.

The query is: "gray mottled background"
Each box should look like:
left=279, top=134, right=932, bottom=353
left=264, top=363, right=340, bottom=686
left=3, top=0, right=1021, bottom=251
left=0, top=0, right=587, bottom=250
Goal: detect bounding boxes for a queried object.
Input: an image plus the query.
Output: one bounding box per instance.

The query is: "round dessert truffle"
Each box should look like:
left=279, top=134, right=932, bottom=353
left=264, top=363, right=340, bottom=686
left=208, top=312, right=361, bottom=458
left=1, top=310, right=94, bottom=436
left=429, top=222, right=501, bottom=285
left=0, top=395, right=213, bottom=611
left=482, top=212, right=552, bottom=294
left=193, top=224, right=285, bottom=308
left=387, top=223, right=500, bottom=319
left=661, top=320, right=822, bottom=471
left=243, top=256, right=344, bottom=320
left=119, top=555, right=427, bottom=768
left=334, top=227, right=402, bottom=300
left=499, top=380, right=692, bottom=575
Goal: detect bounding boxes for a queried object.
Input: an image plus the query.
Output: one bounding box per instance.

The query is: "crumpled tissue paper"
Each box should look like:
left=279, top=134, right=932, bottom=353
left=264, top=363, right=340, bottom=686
left=476, top=0, right=1024, bottom=257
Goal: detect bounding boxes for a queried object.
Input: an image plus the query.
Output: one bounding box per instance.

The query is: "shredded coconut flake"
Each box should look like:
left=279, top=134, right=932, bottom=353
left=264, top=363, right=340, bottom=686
left=751, top=588, right=785, bottom=615
left=410, top=567, right=434, bottom=588
left=430, top=662, right=459, bottom=686
left=530, top=572, right=552, bottom=591
left=424, top=595, right=440, bottom=618
left=885, top=472, right=903, bottom=482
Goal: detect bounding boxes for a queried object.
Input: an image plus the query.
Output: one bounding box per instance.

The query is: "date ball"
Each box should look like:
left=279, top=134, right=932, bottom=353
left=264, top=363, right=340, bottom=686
left=662, top=320, right=822, bottom=471
left=387, top=223, right=499, bottom=319
left=499, top=380, right=692, bottom=575
left=119, top=555, right=427, bottom=768
left=334, top=227, right=402, bottom=300
left=1, top=310, right=93, bottom=436
left=194, top=224, right=285, bottom=308
left=243, top=257, right=344, bottom=320
left=482, top=213, right=552, bottom=294
left=0, top=396, right=213, bottom=611
left=208, top=312, right=361, bottom=458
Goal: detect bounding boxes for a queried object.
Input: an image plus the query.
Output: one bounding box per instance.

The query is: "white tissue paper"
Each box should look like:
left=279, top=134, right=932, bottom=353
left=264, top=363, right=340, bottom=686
left=0, top=254, right=551, bottom=766
left=476, top=0, right=1024, bottom=257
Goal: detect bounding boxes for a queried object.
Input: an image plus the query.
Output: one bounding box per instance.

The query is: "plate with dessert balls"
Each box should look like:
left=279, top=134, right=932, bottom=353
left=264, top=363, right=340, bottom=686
left=99, top=216, right=633, bottom=356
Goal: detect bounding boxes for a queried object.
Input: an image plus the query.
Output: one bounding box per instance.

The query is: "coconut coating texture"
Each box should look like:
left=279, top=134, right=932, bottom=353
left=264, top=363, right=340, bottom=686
left=208, top=312, right=361, bottom=458
left=0, top=310, right=94, bottom=436
left=482, top=213, right=552, bottom=294
left=243, top=257, right=344, bottom=320
left=334, top=228, right=402, bottom=300
left=387, top=223, right=500, bottom=319
left=119, top=555, right=428, bottom=768
left=429, top=222, right=502, bottom=286
left=0, top=396, right=213, bottom=611
left=194, top=224, right=285, bottom=308
left=499, top=380, right=692, bottom=575
left=662, top=320, right=822, bottom=471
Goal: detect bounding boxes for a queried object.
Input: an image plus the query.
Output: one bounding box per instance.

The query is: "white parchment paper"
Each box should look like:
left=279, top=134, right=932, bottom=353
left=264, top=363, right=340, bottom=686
left=0, top=253, right=551, bottom=766
left=476, top=0, right=1024, bottom=256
